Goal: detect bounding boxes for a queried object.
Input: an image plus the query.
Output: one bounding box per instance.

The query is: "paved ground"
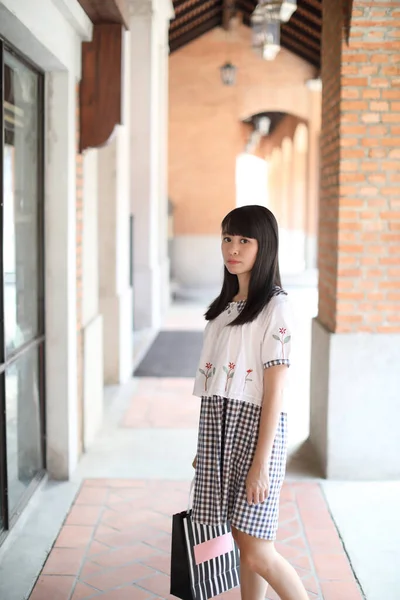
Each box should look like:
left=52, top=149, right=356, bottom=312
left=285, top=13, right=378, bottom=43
left=29, top=376, right=363, bottom=600
left=30, top=477, right=362, bottom=600
left=2, top=291, right=399, bottom=600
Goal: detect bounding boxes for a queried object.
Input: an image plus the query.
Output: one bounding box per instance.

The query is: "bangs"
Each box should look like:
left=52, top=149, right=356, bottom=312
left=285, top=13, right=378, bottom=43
left=221, top=207, right=259, bottom=239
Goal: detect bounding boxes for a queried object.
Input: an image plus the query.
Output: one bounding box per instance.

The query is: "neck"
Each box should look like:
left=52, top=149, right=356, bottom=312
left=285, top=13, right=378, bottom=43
left=236, top=273, right=250, bottom=299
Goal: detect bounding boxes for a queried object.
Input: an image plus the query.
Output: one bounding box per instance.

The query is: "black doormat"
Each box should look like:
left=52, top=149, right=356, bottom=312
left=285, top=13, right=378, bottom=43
left=134, top=330, right=203, bottom=378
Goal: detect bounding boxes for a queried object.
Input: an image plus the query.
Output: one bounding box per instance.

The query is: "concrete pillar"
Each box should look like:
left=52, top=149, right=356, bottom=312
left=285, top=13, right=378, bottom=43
left=279, top=137, right=293, bottom=273
left=98, top=29, right=133, bottom=385
left=291, top=123, right=308, bottom=272
left=128, top=0, right=173, bottom=330
left=82, top=149, right=103, bottom=447
left=305, top=87, right=321, bottom=270
left=310, top=0, right=400, bottom=479
left=158, top=11, right=172, bottom=319
left=45, top=70, right=79, bottom=478
left=267, top=147, right=281, bottom=220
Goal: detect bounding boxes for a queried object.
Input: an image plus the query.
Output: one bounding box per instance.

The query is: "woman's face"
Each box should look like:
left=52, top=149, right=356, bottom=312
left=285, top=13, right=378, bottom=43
left=221, top=234, right=259, bottom=276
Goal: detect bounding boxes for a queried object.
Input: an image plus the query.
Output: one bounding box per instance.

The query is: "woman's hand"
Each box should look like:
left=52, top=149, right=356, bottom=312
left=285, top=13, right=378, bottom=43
left=246, top=460, right=270, bottom=505
left=192, top=455, right=197, bottom=469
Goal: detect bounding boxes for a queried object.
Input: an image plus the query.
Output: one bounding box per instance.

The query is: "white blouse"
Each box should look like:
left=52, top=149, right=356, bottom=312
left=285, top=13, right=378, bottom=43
left=193, top=294, right=293, bottom=411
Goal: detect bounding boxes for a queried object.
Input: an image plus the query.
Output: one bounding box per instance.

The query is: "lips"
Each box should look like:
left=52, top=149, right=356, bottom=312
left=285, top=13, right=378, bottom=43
left=227, top=260, right=240, bottom=264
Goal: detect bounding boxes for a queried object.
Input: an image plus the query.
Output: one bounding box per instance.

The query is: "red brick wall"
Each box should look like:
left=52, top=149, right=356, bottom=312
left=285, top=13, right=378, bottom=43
left=318, top=0, right=342, bottom=331
left=169, top=24, right=316, bottom=236
left=76, top=86, right=84, bottom=455
left=318, top=0, right=400, bottom=333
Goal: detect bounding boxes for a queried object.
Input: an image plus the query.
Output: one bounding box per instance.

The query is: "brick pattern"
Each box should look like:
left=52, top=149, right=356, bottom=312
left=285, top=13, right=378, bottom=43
left=76, top=85, right=84, bottom=455
left=121, top=378, right=200, bottom=429
left=319, top=0, right=400, bottom=333
left=169, top=25, right=316, bottom=237
left=318, top=0, right=343, bottom=331
left=29, top=479, right=364, bottom=600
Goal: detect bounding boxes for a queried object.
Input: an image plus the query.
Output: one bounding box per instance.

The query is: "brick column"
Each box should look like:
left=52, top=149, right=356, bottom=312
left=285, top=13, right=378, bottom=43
left=310, top=0, right=400, bottom=479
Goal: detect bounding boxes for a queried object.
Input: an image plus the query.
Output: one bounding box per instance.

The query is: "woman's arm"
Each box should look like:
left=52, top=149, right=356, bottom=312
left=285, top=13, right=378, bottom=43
left=246, top=364, right=288, bottom=504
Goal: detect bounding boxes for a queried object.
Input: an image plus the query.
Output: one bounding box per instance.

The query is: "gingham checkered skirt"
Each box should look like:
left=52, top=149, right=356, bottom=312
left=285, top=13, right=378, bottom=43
left=192, top=396, right=287, bottom=540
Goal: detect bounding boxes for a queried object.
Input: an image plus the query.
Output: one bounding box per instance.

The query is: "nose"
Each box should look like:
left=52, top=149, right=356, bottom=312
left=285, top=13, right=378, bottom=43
left=229, top=244, right=239, bottom=256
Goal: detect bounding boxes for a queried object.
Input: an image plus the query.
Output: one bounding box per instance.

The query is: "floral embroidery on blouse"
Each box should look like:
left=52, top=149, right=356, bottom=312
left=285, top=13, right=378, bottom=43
left=223, top=362, right=235, bottom=392
left=273, top=328, right=291, bottom=360
left=198, top=362, right=215, bottom=392
left=243, top=368, right=253, bottom=391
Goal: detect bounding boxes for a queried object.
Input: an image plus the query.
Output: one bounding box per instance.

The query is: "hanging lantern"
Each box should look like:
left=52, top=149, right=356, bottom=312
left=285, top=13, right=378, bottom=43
left=220, top=61, right=237, bottom=86
left=251, top=1, right=297, bottom=61
left=261, top=21, right=281, bottom=61
left=251, top=5, right=281, bottom=61
left=258, top=0, right=297, bottom=22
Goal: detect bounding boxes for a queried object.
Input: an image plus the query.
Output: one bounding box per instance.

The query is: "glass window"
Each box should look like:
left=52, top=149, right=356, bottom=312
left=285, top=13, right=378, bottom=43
left=1, top=45, right=45, bottom=533
left=5, top=348, right=43, bottom=514
left=3, top=51, right=41, bottom=358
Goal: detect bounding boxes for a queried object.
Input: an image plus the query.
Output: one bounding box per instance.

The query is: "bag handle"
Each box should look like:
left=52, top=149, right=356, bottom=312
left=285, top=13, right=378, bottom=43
left=187, top=478, right=195, bottom=513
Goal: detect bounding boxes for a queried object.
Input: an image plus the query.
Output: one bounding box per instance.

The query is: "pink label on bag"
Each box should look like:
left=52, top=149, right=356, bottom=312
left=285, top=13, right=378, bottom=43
left=193, top=533, right=234, bottom=565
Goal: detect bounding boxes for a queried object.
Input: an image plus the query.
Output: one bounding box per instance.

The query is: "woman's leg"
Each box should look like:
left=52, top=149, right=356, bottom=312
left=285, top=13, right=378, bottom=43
left=232, top=527, right=309, bottom=600
left=232, top=527, right=268, bottom=600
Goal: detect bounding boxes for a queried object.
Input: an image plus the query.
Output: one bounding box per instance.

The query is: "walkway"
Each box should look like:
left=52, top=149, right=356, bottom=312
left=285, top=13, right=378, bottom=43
left=5, top=291, right=398, bottom=600
left=29, top=375, right=363, bottom=600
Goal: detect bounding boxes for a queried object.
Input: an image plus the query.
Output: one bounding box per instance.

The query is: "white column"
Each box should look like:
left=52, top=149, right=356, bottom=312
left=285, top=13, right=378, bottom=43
left=82, top=149, right=103, bottom=448
left=158, top=13, right=172, bottom=319
left=306, top=88, right=321, bottom=270
left=129, top=0, right=173, bottom=330
left=98, top=29, right=133, bottom=385
left=45, top=70, right=79, bottom=478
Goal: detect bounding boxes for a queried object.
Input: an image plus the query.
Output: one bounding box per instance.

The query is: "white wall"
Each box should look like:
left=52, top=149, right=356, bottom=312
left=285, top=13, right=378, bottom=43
left=98, top=28, right=133, bottom=385
left=82, top=150, right=103, bottom=449
left=0, top=0, right=92, bottom=478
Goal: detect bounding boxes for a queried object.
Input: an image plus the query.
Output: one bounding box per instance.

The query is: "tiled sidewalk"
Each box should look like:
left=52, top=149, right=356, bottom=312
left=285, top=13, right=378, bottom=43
left=30, top=478, right=363, bottom=600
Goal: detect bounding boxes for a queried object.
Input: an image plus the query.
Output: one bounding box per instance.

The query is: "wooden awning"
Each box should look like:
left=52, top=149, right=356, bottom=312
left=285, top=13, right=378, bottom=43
left=77, top=0, right=129, bottom=152
left=77, top=0, right=129, bottom=29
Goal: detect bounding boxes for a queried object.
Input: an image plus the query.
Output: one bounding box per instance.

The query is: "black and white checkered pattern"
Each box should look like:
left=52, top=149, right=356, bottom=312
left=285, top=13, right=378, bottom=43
left=192, top=396, right=287, bottom=540
left=264, top=358, right=291, bottom=369
left=224, top=300, right=246, bottom=316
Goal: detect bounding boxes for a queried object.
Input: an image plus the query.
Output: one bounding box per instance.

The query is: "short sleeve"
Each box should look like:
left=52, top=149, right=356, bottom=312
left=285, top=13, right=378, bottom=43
left=261, top=296, right=293, bottom=370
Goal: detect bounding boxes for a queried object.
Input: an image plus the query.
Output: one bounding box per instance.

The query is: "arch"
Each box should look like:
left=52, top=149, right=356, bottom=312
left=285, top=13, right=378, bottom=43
left=280, top=137, right=293, bottom=231
left=267, top=147, right=283, bottom=221
left=291, top=124, right=309, bottom=272
left=293, top=122, right=309, bottom=153
left=236, top=153, right=268, bottom=208
left=238, top=94, right=310, bottom=123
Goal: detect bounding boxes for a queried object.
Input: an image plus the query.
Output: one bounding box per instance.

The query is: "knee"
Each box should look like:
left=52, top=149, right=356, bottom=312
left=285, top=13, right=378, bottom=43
left=241, top=544, right=277, bottom=577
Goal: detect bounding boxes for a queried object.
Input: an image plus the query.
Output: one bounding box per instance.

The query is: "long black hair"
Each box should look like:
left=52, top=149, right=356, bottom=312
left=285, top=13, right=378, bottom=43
left=205, top=205, right=285, bottom=325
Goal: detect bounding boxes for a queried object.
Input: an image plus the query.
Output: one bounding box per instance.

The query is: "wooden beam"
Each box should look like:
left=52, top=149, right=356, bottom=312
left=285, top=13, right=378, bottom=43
left=170, top=6, right=222, bottom=40
left=170, top=13, right=222, bottom=50
left=223, top=0, right=235, bottom=30
left=77, top=0, right=129, bottom=28
left=79, top=24, right=123, bottom=152
left=343, top=0, right=354, bottom=45
left=170, top=0, right=217, bottom=31
left=282, top=20, right=321, bottom=52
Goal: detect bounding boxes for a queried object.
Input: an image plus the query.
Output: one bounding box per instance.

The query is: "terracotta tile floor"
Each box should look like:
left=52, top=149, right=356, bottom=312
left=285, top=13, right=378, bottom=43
left=30, top=377, right=363, bottom=599
left=30, top=479, right=363, bottom=600
left=120, top=378, right=198, bottom=429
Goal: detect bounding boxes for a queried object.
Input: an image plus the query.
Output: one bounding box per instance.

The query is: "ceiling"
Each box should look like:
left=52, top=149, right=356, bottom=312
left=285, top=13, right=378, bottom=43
left=169, top=0, right=322, bottom=69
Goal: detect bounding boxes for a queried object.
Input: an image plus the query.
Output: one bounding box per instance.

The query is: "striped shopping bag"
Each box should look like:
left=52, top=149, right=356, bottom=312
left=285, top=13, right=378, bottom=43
left=170, top=508, right=240, bottom=600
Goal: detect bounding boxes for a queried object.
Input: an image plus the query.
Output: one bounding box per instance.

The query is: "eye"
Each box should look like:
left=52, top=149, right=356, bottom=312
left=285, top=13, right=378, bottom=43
left=222, top=236, right=231, bottom=242
left=240, top=238, right=249, bottom=244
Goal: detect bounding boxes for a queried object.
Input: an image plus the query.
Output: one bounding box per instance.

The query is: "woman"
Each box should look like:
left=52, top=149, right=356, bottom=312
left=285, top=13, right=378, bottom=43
left=192, top=205, right=308, bottom=600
